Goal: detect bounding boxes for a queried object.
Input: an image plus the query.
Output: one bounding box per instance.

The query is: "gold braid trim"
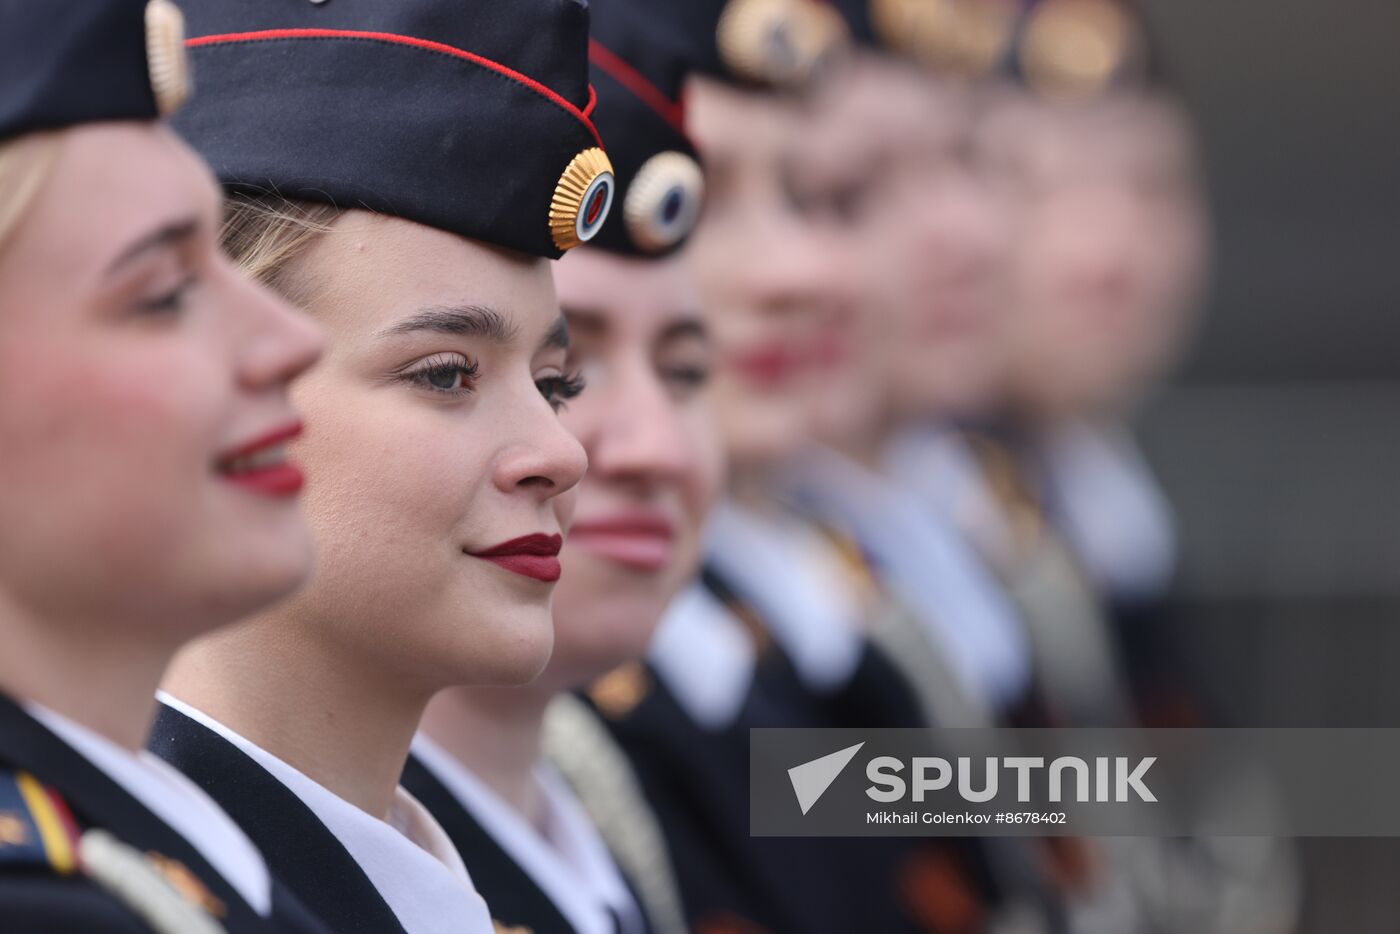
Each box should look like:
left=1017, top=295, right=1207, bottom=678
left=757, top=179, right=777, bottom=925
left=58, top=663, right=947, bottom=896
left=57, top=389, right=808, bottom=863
left=542, top=695, right=689, bottom=934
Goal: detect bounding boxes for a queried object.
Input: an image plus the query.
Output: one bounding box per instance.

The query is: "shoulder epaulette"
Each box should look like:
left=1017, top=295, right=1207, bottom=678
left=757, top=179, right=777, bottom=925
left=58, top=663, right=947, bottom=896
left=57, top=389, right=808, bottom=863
left=0, top=769, right=81, bottom=874
left=0, top=770, right=228, bottom=932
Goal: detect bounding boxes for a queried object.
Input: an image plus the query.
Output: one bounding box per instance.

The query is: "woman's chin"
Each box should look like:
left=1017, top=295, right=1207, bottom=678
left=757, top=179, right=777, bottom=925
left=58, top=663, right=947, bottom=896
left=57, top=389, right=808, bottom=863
left=454, top=615, right=556, bottom=687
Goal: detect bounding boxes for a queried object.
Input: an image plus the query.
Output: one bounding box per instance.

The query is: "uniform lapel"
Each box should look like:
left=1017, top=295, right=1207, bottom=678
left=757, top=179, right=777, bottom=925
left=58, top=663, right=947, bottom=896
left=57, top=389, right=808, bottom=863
left=0, top=692, right=265, bottom=932
left=402, top=753, right=577, bottom=934
left=148, top=701, right=402, bottom=934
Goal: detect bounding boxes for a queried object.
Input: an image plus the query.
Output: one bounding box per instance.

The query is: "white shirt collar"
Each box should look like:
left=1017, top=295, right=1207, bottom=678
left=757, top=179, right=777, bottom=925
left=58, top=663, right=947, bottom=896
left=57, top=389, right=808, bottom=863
left=702, top=499, right=864, bottom=692
left=1041, top=421, right=1176, bottom=600
left=884, top=425, right=1017, bottom=564
left=791, top=442, right=1033, bottom=708
left=887, top=422, right=1176, bottom=602
left=411, top=734, right=643, bottom=934
left=647, top=583, right=756, bottom=730
left=27, top=700, right=272, bottom=916
left=157, top=692, right=493, bottom=934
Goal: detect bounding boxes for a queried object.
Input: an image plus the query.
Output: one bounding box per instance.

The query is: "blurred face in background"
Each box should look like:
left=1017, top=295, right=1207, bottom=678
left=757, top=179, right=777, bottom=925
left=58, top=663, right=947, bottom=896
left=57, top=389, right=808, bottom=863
left=982, top=91, right=1210, bottom=421
left=804, top=56, right=1014, bottom=439
left=0, top=124, right=322, bottom=639
left=686, top=75, right=860, bottom=469
left=546, top=248, right=724, bottom=688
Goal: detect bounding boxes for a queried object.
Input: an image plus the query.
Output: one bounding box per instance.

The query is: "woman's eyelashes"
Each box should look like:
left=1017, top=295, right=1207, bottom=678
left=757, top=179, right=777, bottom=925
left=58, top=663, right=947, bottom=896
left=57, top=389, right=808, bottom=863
left=660, top=354, right=712, bottom=399
left=663, top=364, right=710, bottom=391
left=536, top=371, right=586, bottom=411
left=397, top=352, right=481, bottom=397
left=135, top=274, right=199, bottom=316
left=562, top=349, right=709, bottom=401
left=393, top=352, right=584, bottom=409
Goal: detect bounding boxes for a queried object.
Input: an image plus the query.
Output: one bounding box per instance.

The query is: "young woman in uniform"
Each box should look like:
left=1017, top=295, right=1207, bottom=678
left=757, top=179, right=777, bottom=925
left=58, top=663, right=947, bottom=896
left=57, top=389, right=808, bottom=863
left=145, top=1, right=610, bottom=931
left=403, top=3, right=720, bottom=931
left=0, top=1, right=326, bottom=930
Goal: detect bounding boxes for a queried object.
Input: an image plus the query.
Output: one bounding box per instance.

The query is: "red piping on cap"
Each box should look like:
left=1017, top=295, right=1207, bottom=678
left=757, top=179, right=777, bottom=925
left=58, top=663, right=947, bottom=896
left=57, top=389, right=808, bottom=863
left=187, top=28, right=603, bottom=148
left=588, top=38, right=686, bottom=135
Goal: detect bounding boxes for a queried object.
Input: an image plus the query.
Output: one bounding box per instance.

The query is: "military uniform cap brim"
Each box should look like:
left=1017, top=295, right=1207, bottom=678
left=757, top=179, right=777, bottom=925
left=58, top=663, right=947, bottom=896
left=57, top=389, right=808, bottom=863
left=174, top=3, right=611, bottom=259
left=586, top=0, right=707, bottom=256
left=0, top=0, right=186, bottom=141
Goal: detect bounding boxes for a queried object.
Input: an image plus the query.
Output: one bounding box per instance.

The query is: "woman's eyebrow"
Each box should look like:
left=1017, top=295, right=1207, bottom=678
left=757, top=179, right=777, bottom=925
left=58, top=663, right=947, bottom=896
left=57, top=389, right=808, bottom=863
left=539, top=314, right=570, bottom=353
left=105, top=217, right=199, bottom=277
left=657, top=318, right=708, bottom=345
left=560, top=305, right=606, bottom=336
left=379, top=304, right=519, bottom=343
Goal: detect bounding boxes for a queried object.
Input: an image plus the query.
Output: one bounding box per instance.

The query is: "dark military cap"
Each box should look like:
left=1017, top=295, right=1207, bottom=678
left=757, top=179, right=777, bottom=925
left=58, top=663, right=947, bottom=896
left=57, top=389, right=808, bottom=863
left=650, top=0, right=851, bottom=89
left=0, top=0, right=191, bottom=141
left=827, top=0, right=878, bottom=46
left=586, top=0, right=705, bottom=257
left=172, top=0, right=615, bottom=258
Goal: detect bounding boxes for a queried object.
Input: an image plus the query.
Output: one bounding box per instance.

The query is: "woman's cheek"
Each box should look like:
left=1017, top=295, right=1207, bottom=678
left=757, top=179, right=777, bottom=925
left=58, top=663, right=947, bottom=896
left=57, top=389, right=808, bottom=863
left=47, top=342, right=218, bottom=480
left=10, top=345, right=219, bottom=564
left=300, top=406, right=450, bottom=533
left=691, top=404, right=726, bottom=516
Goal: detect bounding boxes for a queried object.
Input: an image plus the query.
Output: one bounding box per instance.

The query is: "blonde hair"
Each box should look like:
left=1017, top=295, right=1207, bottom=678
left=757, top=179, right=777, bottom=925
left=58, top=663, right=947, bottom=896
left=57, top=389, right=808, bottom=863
left=221, top=193, right=342, bottom=303
left=0, top=132, right=63, bottom=253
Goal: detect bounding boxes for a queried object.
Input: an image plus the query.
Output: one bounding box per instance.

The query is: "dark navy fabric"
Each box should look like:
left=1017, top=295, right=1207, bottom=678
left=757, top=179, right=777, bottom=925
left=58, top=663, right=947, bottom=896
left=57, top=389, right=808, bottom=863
left=403, top=751, right=658, bottom=934
left=149, top=701, right=403, bottom=934
left=639, top=0, right=735, bottom=83
left=0, top=0, right=159, bottom=140
left=401, top=753, right=581, bottom=934
left=586, top=567, right=1004, bottom=934
left=586, top=0, right=703, bottom=256
left=828, top=0, right=877, bottom=45
left=0, top=693, right=327, bottom=934
left=173, top=0, right=602, bottom=258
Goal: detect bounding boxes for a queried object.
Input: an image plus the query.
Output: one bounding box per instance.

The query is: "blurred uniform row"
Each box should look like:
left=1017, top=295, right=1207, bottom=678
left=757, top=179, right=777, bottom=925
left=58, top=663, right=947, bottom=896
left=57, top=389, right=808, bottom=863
left=0, top=0, right=1299, bottom=932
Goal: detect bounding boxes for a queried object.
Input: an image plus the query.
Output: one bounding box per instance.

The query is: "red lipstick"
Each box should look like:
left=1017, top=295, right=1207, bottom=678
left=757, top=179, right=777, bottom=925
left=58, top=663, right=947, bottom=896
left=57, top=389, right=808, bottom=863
left=468, top=533, right=563, bottom=583
left=727, top=343, right=803, bottom=389
left=216, top=421, right=304, bottom=498
left=567, top=514, right=676, bottom=573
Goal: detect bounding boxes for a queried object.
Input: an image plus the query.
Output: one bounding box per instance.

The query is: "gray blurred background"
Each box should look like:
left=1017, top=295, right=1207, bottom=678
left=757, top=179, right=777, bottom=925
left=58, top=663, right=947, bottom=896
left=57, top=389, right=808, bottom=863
left=1138, top=1, right=1400, bottom=928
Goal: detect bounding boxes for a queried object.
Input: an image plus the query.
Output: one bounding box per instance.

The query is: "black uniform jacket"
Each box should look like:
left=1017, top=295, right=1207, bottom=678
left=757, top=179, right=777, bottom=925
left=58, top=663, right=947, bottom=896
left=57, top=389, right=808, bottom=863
left=0, top=692, right=328, bottom=933
left=147, top=700, right=403, bottom=934
left=402, top=751, right=655, bottom=934
left=584, top=567, right=1002, bottom=934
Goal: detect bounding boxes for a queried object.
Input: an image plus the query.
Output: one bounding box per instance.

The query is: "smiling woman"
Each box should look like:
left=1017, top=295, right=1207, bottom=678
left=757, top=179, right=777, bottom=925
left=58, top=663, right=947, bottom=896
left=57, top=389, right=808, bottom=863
left=144, top=1, right=607, bottom=932
left=0, top=1, right=325, bottom=930
left=0, top=131, right=322, bottom=630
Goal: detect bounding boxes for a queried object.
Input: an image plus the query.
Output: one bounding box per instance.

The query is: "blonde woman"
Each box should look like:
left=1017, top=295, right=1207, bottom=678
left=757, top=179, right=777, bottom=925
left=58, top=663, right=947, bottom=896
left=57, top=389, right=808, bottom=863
left=146, top=1, right=613, bottom=932
left=402, top=3, right=721, bottom=932
left=0, top=1, right=325, bottom=931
